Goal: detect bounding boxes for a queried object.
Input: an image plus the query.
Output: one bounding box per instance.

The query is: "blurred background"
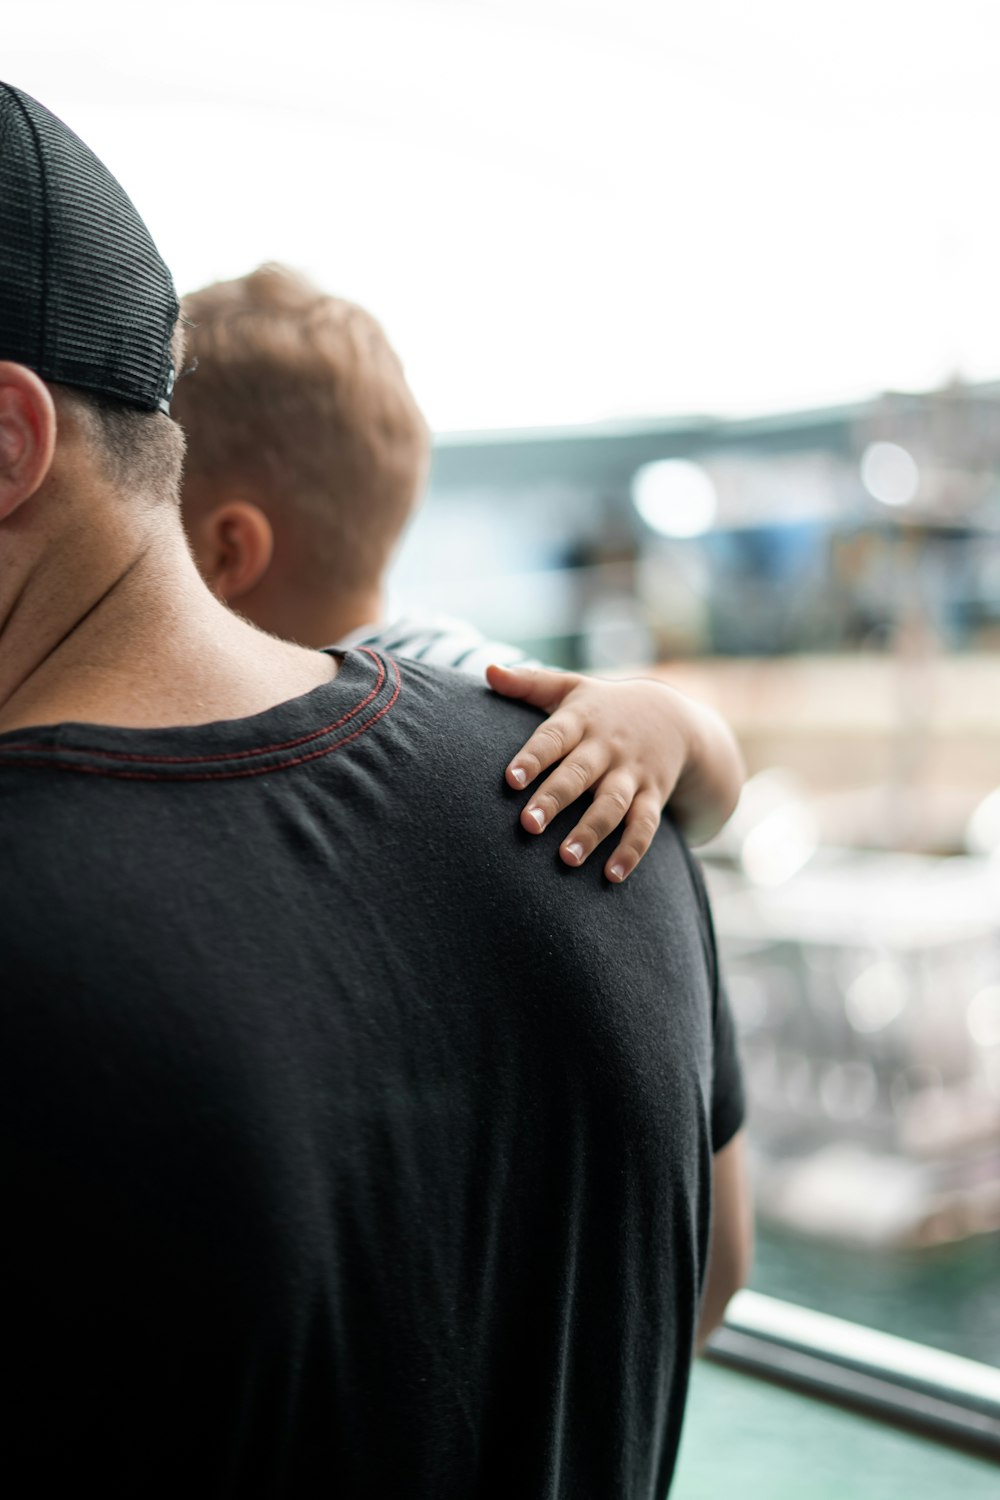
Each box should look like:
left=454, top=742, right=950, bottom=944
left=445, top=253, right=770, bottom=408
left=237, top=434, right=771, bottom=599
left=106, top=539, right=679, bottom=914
left=10, top=1, right=999, bottom=1369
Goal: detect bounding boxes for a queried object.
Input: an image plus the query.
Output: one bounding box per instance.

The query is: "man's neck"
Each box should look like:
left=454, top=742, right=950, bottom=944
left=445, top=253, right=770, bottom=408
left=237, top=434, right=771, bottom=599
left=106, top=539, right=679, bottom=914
left=0, top=507, right=335, bottom=736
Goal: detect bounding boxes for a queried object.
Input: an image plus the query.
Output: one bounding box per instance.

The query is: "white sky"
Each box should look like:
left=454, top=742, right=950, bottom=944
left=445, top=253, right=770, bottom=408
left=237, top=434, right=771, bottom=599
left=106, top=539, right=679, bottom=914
left=6, top=1, right=1000, bottom=430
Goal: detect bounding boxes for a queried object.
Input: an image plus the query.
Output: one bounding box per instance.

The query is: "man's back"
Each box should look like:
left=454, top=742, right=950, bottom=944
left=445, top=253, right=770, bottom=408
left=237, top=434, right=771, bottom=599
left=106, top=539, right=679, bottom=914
left=1, top=649, right=742, bottom=1498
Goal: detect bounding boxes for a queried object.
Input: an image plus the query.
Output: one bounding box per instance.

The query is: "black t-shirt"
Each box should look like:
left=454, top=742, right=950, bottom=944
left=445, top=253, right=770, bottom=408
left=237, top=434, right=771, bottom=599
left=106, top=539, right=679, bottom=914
left=0, top=648, right=743, bottom=1498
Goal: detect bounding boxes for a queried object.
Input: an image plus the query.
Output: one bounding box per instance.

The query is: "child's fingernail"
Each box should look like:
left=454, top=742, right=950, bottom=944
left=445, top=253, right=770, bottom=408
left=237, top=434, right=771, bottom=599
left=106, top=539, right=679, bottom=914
left=526, top=807, right=545, bottom=831
left=609, top=863, right=627, bottom=883
left=566, top=841, right=585, bottom=864
left=510, top=766, right=527, bottom=787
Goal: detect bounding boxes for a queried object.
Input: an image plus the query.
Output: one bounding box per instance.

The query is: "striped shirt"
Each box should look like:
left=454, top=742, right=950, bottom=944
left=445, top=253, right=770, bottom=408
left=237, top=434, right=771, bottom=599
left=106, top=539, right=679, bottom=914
left=336, top=613, right=540, bottom=680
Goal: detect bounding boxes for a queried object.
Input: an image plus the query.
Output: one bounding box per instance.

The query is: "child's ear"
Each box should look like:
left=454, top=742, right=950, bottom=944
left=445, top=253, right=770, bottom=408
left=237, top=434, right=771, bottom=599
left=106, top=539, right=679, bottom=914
left=187, top=499, right=275, bottom=602
left=0, top=362, right=57, bottom=523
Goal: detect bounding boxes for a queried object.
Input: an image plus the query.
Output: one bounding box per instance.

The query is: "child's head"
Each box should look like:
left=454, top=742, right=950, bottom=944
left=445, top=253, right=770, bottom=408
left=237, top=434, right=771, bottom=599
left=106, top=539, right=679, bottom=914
left=174, top=264, right=430, bottom=640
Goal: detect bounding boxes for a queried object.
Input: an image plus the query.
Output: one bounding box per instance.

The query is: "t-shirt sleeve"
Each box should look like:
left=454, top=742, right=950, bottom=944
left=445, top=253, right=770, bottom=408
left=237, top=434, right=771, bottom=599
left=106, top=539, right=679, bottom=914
left=682, top=844, right=746, bottom=1152
left=709, top=970, right=745, bottom=1152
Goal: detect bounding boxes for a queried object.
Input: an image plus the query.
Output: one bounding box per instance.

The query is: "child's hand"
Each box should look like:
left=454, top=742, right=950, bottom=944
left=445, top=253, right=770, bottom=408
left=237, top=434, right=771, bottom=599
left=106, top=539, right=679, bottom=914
left=486, top=662, right=744, bottom=883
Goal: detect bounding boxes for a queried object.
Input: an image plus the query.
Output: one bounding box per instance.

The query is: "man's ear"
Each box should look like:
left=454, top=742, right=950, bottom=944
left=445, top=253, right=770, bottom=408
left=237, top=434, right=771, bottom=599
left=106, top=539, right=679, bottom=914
left=0, top=362, right=57, bottom=522
left=186, top=500, right=275, bottom=602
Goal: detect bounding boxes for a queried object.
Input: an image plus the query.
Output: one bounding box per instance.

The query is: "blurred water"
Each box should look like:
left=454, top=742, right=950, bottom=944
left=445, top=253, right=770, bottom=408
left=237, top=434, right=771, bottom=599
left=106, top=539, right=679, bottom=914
left=751, top=1223, right=1000, bottom=1367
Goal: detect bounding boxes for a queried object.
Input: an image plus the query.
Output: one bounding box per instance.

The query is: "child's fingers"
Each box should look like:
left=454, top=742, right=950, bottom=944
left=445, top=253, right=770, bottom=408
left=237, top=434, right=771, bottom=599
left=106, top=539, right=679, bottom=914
left=519, top=746, right=610, bottom=832
left=602, top=791, right=664, bottom=883
left=487, top=662, right=582, bottom=713
left=550, top=772, right=638, bottom=863
left=505, top=713, right=584, bottom=790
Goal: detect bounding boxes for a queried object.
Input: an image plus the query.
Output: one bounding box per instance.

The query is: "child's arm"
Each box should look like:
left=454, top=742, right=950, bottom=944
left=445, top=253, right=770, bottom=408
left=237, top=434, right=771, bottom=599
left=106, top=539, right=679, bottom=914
left=486, top=662, right=745, bottom=884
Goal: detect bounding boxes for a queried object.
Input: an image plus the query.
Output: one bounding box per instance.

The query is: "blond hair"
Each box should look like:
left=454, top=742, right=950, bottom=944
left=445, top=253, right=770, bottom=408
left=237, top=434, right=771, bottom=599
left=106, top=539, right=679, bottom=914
left=174, top=265, right=430, bottom=593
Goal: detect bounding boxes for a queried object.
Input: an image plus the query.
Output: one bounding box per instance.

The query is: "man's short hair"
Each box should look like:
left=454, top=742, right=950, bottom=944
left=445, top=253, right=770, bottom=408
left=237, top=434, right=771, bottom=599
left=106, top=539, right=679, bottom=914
left=174, top=265, right=431, bottom=594
left=52, top=319, right=188, bottom=507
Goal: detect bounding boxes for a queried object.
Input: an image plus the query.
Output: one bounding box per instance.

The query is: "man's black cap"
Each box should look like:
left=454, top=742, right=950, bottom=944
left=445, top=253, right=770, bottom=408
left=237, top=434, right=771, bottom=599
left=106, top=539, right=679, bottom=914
left=0, top=82, right=178, bottom=414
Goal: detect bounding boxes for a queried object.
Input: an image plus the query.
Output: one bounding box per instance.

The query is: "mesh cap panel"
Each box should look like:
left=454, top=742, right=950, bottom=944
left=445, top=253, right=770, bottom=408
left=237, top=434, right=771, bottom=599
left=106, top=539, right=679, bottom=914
left=0, top=83, right=178, bottom=413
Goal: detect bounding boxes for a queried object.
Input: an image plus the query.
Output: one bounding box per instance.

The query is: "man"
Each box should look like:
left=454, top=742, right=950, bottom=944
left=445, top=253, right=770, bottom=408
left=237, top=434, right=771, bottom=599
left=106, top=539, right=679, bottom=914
left=0, top=82, right=749, bottom=1499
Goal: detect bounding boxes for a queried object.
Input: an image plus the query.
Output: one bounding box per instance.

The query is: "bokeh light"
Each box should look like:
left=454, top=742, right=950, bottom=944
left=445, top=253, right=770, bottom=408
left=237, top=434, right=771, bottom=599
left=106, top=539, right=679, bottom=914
left=860, top=441, right=920, bottom=507
left=631, top=460, right=718, bottom=538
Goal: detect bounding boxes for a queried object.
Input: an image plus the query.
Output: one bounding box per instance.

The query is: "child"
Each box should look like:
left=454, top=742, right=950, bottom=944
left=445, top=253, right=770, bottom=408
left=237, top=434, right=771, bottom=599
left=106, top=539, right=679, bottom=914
left=175, top=265, right=744, bottom=882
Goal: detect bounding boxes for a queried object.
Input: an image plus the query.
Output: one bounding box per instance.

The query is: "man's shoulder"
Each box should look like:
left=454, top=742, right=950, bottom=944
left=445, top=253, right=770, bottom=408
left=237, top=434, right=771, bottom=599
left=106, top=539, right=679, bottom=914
left=377, top=646, right=706, bottom=925
left=379, top=647, right=545, bottom=770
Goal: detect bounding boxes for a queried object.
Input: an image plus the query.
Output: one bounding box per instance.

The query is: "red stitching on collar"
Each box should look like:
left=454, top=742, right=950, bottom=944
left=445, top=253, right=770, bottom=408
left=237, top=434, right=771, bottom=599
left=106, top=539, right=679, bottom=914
left=0, top=650, right=400, bottom=781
